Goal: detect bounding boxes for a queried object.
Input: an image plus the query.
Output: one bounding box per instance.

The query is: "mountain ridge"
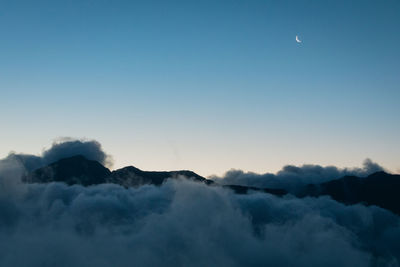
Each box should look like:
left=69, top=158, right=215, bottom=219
left=24, top=155, right=210, bottom=187
left=22, top=155, right=400, bottom=216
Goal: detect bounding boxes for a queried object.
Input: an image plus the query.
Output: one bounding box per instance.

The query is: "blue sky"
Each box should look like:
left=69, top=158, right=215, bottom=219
left=1, top=0, right=399, bottom=175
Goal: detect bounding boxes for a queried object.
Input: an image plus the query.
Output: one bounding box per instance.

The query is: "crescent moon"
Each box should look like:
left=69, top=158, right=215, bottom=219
left=295, top=35, right=301, bottom=43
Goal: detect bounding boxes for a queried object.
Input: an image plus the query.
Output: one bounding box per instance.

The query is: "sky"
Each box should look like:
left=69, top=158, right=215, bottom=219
left=0, top=0, right=399, bottom=176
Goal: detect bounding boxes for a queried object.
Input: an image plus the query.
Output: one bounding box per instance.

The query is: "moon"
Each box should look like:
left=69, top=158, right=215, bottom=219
left=295, top=35, right=302, bottom=43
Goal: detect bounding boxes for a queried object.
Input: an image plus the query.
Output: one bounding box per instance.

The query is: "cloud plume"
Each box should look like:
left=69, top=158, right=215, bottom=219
left=0, top=138, right=112, bottom=177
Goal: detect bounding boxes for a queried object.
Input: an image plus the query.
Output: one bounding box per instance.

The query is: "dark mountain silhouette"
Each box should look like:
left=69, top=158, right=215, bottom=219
left=301, top=171, right=400, bottom=215
left=221, top=172, right=400, bottom=215
left=223, top=184, right=287, bottom=196
left=23, top=155, right=111, bottom=186
left=109, top=166, right=207, bottom=187
left=22, top=155, right=400, bottom=215
left=23, top=155, right=210, bottom=187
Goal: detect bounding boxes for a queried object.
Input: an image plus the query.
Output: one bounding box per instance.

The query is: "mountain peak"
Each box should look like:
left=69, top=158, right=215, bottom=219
left=23, top=155, right=209, bottom=187
left=23, top=155, right=111, bottom=186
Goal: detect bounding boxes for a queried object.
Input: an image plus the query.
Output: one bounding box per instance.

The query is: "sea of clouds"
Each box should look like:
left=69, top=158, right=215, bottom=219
left=0, top=139, right=398, bottom=267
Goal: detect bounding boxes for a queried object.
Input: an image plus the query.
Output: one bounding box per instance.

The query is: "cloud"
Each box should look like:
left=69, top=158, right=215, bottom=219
left=0, top=140, right=398, bottom=266
left=0, top=178, right=398, bottom=266
left=42, top=138, right=112, bottom=167
left=211, top=159, right=385, bottom=192
left=0, top=138, right=112, bottom=178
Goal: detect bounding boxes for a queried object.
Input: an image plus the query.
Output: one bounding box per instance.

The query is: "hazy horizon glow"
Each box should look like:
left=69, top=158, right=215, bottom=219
left=1, top=0, right=399, bottom=176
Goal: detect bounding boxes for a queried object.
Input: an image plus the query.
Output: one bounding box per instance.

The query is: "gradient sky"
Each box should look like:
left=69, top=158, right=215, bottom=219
left=1, top=0, right=399, bottom=176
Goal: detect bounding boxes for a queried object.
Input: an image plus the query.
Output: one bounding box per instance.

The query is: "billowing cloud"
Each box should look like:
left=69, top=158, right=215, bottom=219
left=211, top=159, right=385, bottom=192
left=0, top=140, right=398, bottom=266
left=0, top=178, right=398, bottom=267
left=42, top=138, right=112, bottom=168
left=0, top=138, right=112, bottom=176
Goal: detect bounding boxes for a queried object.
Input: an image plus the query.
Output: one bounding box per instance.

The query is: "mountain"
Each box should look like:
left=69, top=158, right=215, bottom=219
left=23, top=155, right=111, bottom=186
left=223, top=184, right=287, bottom=196
left=220, top=171, right=400, bottom=215
left=109, top=166, right=207, bottom=187
left=301, top=171, right=400, bottom=215
left=22, top=155, right=400, bottom=215
left=23, top=155, right=209, bottom=187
